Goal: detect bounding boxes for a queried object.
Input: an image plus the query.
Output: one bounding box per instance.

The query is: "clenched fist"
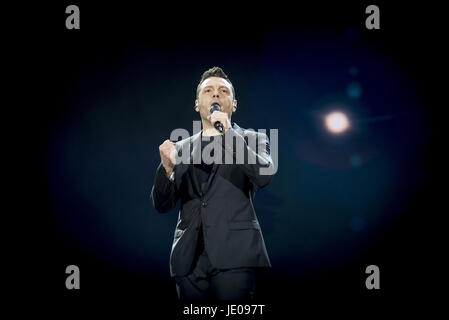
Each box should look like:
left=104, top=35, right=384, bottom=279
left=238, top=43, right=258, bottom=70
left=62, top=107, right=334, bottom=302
left=159, top=139, right=177, bottom=178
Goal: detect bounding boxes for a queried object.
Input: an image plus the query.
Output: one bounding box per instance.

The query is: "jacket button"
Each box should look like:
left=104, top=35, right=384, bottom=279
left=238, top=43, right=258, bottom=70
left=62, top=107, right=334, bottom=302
left=202, top=202, right=208, bottom=207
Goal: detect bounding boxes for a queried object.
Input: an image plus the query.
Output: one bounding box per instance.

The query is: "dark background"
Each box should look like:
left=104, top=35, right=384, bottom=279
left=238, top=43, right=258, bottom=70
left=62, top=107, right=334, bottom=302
left=13, top=0, right=443, bottom=317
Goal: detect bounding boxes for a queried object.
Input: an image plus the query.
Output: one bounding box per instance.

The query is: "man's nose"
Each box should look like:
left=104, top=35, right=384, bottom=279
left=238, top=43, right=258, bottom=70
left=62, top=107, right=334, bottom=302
left=212, top=90, right=220, bottom=98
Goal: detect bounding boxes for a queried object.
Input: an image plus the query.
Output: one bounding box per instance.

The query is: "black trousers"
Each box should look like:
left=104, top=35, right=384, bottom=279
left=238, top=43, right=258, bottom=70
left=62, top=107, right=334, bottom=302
left=173, top=224, right=256, bottom=301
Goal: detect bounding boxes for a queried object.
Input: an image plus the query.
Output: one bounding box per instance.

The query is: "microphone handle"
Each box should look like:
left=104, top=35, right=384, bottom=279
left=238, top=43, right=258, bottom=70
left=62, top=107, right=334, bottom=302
left=214, top=121, right=224, bottom=133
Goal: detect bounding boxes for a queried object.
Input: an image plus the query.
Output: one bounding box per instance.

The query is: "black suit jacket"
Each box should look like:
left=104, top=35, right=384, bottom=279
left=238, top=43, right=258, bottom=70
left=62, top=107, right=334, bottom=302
left=151, top=123, right=275, bottom=277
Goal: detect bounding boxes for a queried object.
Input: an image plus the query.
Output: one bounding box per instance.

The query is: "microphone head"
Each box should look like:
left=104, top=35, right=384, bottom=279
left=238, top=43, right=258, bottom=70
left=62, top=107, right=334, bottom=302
left=210, top=103, right=221, bottom=114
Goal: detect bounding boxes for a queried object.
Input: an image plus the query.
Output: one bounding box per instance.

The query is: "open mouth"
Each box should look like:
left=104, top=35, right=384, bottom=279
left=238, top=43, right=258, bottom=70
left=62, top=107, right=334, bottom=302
left=210, top=103, right=221, bottom=113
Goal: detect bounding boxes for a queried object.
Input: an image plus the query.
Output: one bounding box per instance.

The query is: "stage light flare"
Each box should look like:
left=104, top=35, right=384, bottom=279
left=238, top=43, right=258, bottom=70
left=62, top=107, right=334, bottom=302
left=325, top=111, right=350, bottom=134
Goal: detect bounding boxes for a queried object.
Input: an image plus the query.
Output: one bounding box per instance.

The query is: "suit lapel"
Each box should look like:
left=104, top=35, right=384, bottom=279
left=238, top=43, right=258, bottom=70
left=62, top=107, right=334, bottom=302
left=203, top=163, right=219, bottom=194
left=174, top=131, right=200, bottom=191
left=190, top=132, right=203, bottom=196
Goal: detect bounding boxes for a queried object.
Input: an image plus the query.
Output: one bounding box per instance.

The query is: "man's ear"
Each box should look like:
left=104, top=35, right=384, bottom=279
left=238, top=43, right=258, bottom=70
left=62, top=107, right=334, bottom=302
left=232, top=99, right=237, bottom=112
left=194, top=99, right=199, bottom=112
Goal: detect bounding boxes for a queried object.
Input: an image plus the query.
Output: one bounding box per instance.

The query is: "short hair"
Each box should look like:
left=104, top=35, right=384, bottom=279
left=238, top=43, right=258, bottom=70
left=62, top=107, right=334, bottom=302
left=196, top=66, right=235, bottom=99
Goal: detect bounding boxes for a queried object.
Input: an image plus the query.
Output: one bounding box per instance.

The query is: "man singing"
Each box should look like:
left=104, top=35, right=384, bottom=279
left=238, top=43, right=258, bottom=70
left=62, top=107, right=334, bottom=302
left=150, top=67, right=275, bottom=301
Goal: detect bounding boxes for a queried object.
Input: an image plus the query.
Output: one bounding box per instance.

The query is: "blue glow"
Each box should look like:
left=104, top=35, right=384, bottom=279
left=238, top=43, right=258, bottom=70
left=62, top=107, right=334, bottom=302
left=350, top=154, right=363, bottom=167
left=346, top=81, right=362, bottom=99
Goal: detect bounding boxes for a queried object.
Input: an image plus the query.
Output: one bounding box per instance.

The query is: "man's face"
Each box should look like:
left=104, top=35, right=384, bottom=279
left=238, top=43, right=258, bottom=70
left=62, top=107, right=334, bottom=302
left=195, top=77, right=237, bottom=122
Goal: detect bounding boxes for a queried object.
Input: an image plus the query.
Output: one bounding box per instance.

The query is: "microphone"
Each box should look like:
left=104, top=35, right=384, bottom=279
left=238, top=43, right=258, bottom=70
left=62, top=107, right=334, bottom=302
left=210, top=103, right=223, bottom=133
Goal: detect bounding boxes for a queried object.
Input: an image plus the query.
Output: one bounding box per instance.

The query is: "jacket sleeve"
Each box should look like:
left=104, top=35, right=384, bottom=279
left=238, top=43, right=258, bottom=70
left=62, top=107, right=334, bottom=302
left=150, top=162, right=179, bottom=213
left=222, top=128, right=276, bottom=188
